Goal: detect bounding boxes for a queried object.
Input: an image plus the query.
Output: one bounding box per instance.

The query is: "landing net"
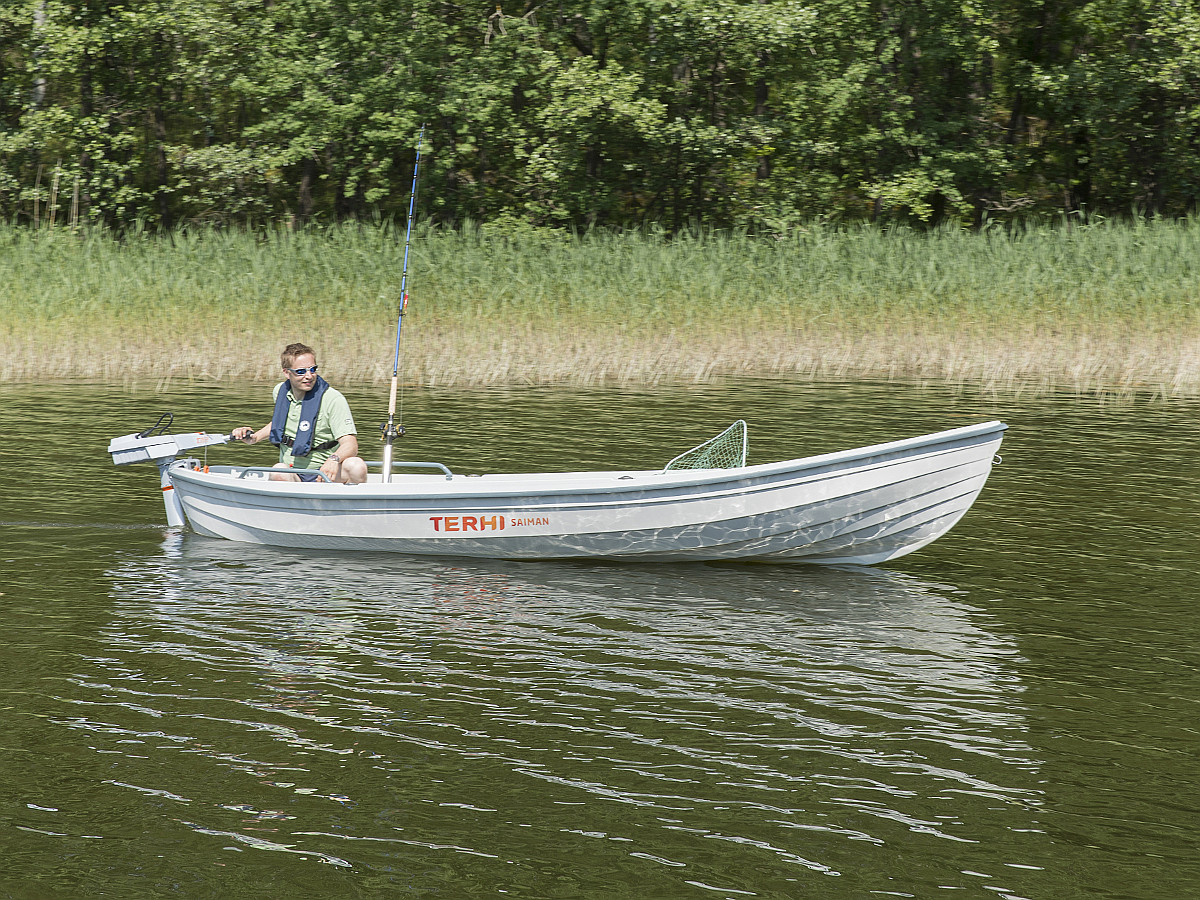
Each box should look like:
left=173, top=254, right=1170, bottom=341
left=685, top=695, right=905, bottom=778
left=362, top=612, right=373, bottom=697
left=664, top=420, right=748, bottom=471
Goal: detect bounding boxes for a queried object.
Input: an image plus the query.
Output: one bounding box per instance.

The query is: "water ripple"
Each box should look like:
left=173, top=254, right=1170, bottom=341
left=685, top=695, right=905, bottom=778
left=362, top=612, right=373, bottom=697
left=15, top=537, right=1045, bottom=896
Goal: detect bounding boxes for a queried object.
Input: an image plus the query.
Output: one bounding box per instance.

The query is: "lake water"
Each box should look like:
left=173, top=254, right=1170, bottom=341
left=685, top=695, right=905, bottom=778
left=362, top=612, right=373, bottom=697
left=2, top=379, right=1197, bottom=898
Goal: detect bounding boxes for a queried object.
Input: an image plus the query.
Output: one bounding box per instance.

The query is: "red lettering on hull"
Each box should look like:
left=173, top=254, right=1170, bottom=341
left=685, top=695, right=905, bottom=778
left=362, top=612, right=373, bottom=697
left=429, top=515, right=508, bottom=532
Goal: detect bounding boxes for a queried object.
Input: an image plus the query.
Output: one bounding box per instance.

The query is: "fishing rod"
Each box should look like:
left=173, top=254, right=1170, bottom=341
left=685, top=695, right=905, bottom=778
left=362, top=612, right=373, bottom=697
left=382, top=124, right=425, bottom=483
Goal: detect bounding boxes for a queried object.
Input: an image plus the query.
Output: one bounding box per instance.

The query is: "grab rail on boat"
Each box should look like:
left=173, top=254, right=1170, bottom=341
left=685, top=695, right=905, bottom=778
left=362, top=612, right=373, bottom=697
left=234, top=466, right=335, bottom=484
left=363, top=460, right=455, bottom=480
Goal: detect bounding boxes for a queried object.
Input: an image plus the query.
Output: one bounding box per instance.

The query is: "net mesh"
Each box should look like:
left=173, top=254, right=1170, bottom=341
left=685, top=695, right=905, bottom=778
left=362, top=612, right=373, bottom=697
left=664, top=420, right=748, bottom=471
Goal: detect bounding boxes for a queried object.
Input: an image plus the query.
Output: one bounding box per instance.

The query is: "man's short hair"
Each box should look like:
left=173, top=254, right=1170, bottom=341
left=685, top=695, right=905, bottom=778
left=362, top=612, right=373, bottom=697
left=281, top=342, right=316, bottom=369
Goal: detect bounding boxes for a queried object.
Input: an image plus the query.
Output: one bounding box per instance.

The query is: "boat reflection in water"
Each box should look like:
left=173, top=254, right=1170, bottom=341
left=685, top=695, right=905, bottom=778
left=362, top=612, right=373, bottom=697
left=108, top=533, right=1033, bottom=743
left=87, top=533, right=1042, bottom=885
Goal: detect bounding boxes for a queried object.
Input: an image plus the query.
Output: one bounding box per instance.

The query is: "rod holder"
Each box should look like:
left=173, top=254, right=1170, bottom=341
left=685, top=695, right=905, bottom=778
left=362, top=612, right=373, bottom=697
left=380, top=419, right=406, bottom=483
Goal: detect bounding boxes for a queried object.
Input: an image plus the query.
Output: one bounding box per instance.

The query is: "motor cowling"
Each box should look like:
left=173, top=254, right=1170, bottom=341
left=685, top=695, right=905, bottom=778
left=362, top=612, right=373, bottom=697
left=108, top=419, right=232, bottom=528
left=108, top=430, right=229, bottom=466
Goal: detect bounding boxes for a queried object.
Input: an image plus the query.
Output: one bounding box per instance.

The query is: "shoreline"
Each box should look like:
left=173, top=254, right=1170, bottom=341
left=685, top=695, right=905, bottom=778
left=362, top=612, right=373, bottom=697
left=6, top=222, right=1198, bottom=398
left=6, top=322, right=1198, bottom=398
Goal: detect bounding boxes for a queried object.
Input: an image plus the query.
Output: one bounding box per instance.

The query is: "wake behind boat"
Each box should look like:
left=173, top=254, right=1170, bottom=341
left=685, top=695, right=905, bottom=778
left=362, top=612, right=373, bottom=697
left=108, top=419, right=1006, bottom=565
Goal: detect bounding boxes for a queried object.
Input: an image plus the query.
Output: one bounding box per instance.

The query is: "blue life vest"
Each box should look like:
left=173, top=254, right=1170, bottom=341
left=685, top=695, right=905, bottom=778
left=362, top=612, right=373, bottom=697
left=269, top=376, right=330, bottom=457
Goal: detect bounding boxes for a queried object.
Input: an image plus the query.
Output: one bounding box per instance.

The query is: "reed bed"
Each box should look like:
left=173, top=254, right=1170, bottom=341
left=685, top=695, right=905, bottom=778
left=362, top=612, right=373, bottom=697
left=3, top=220, right=1198, bottom=396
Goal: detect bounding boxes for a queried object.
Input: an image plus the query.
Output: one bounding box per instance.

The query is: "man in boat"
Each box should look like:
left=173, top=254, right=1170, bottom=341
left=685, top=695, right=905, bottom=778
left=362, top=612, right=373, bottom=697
left=232, top=342, right=368, bottom=484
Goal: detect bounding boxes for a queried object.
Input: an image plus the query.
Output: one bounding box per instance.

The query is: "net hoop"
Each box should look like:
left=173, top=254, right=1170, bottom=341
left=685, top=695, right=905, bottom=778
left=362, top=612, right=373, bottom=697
left=664, top=420, right=748, bottom=471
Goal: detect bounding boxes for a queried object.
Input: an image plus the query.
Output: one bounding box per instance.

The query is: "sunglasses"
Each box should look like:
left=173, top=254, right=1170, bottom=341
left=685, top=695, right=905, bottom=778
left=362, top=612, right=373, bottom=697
left=288, top=365, right=319, bottom=375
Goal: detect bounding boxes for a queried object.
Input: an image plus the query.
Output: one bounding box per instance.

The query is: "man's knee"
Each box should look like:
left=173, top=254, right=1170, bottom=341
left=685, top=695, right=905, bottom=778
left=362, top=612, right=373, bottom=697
left=341, top=457, right=368, bottom=484
left=270, top=463, right=299, bottom=482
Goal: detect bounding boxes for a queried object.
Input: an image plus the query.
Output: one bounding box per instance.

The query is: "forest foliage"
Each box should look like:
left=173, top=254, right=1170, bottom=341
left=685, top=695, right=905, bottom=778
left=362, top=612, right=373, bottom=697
left=3, top=0, right=1200, bottom=232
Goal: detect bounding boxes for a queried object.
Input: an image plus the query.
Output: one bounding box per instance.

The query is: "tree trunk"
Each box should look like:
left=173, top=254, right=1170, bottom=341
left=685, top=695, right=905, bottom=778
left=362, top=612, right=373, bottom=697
left=297, top=153, right=317, bottom=225
left=31, top=1, right=47, bottom=109
left=151, top=34, right=173, bottom=230
left=1067, top=128, right=1091, bottom=215
left=755, top=57, right=771, bottom=180
left=151, top=100, right=172, bottom=229
left=79, top=54, right=94, bottom=224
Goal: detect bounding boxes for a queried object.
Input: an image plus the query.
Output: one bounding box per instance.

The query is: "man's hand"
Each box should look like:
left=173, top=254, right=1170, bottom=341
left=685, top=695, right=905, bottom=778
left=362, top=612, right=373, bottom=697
left=234, top=426, right=268, bottom=444
left=320, top=453, right=342, bottom=482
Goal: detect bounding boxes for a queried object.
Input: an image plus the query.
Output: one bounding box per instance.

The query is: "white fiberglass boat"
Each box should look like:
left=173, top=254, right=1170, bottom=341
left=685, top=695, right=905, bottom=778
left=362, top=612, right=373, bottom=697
left=108, top=418, right=1006, bottom=565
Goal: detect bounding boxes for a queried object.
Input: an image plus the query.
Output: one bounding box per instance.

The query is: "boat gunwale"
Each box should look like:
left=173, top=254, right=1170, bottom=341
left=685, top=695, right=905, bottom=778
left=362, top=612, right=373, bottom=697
left=169, top=420, right=1007, bottom=503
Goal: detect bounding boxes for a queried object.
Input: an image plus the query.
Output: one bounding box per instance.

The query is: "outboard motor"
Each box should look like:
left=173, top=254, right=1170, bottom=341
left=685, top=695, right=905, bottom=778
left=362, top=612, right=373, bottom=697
left=107, top=413, right=231, bottom=527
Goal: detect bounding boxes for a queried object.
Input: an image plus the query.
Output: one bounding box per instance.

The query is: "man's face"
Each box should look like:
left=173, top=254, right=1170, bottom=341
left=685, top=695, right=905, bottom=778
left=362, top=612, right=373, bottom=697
left=284, top=352, right=319, bottom=396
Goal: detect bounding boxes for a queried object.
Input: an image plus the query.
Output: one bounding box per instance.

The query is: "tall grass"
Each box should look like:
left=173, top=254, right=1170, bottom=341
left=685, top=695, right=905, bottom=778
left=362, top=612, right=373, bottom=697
left=3, top=220, right=1198, bottom=394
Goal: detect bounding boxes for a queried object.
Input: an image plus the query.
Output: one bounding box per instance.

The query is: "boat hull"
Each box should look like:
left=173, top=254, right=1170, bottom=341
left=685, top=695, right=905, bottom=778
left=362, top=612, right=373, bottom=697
left=168, top=421, right=1006, bottom=565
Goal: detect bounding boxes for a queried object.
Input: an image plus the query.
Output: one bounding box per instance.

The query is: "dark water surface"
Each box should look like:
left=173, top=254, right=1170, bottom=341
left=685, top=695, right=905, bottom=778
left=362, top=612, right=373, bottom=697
left=2, top=380, right=1197, bottom=899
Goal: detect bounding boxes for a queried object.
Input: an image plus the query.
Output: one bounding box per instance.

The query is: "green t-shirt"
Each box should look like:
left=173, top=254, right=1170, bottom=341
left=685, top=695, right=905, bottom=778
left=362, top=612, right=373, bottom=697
left=271, top=382, right=357, bottom=470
